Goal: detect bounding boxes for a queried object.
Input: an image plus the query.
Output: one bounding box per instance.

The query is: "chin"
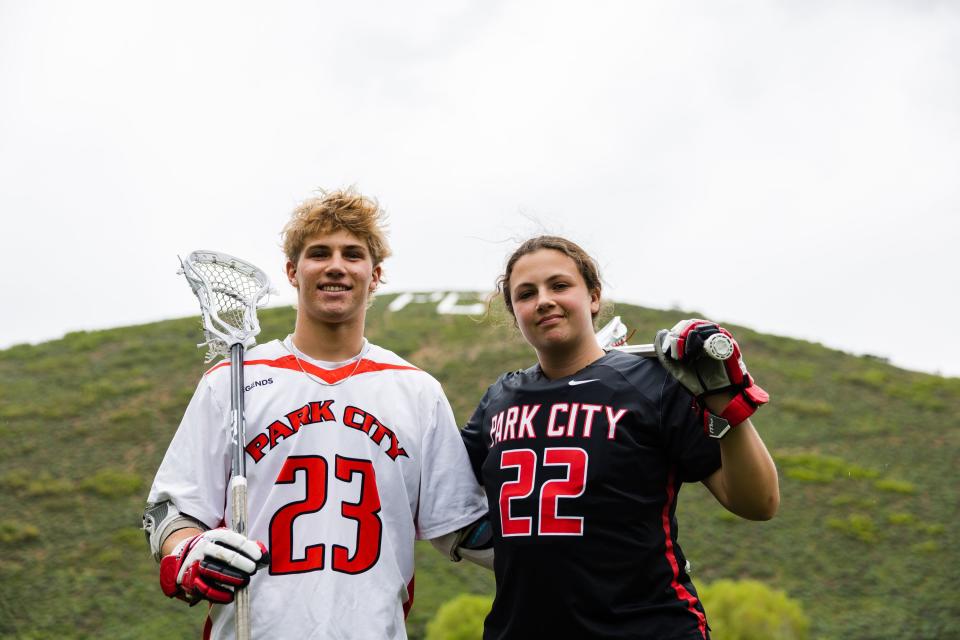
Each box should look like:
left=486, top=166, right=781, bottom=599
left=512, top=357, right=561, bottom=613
left=306, top=303, right=357, bottom=323
left=533, top=332, right=576, bottom=352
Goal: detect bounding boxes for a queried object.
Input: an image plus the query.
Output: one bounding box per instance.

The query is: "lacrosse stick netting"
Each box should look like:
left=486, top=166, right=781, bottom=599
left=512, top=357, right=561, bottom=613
left=179, top=250, right=272, bottom=361
left=178, top=250, right=271, bottom=640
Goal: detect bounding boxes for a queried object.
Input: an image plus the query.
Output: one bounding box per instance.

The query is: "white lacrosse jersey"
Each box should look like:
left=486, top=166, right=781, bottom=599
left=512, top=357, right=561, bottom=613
left=148, top=337, right=487, bottom=640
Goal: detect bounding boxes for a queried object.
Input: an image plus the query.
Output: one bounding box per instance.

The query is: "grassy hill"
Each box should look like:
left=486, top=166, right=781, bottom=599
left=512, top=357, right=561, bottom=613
left=1, top=294, right=957, bottom=639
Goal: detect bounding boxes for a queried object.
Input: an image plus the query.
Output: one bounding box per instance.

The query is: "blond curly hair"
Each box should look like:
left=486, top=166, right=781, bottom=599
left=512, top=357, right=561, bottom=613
left=282, top=187, right=392, bottom=270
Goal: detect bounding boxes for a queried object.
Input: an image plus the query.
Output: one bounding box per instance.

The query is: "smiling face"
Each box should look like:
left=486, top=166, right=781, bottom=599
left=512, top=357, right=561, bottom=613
left=509, top=249, right=601, bottom=357
left=286, top=229, right=382, bottom=328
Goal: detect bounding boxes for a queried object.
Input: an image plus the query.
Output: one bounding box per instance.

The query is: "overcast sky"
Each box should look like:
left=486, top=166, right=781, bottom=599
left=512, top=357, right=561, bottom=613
left=2, top=1, right=958, bottom=376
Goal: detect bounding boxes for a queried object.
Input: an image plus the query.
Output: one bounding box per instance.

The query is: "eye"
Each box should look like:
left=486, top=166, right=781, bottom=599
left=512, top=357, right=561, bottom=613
left=515, top=289, right=535, bottom=300
left=553, top=281, right=570, bottom=291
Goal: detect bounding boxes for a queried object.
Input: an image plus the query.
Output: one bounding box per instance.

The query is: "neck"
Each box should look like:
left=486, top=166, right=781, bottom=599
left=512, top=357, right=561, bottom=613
left=291, top=314, right=366, bottom=361
left=537, top=342, right=605, bottom=380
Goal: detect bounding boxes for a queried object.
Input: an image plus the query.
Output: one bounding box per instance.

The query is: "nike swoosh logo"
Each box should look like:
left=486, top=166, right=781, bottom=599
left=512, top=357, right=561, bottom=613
left=568, top=379, right=600, bottom=386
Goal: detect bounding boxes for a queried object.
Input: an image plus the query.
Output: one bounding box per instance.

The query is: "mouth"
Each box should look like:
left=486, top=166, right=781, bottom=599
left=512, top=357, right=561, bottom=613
left=537, top=313, right=564, bottom=326
left=318, top=283, right=352, bottom=292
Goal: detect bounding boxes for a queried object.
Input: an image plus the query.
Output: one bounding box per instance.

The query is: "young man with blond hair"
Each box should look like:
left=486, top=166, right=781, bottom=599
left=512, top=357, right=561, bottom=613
left=143, top=188, right=488, bottom=639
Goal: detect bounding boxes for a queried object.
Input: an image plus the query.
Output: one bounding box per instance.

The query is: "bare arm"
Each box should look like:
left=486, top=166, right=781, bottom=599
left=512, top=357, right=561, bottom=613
left=161, top=527, right=204, bottom=556
left=701, top=395, right=779, bottom=521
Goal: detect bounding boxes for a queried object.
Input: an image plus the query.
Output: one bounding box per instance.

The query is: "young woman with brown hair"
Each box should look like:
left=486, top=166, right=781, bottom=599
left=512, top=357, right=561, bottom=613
left=460, top=235, right=779, bottom=640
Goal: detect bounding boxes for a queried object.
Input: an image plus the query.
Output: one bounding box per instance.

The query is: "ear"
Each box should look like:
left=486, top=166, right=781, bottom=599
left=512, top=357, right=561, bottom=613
left=286, top=259, right=298, bottom=288
left=369, top=264, right=382, bottom=293
left=589, top=288, right=601, bottom=316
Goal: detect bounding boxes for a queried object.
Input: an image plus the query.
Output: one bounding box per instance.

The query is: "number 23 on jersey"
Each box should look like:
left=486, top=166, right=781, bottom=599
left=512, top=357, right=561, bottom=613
left=269, top=455, right=383, bottom=575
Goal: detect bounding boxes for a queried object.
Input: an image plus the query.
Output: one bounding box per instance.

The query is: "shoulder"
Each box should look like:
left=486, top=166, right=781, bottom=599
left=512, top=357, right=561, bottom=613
left=599, top=351, right=699, bottom=421
left=201, top=339, right=285, bottom=378
left=595, top=350, right=667, bottom=389
left=364, top=342, right=419, bottom=369
left=476, top=363, right=539, bottom=406
left=364, top=342, right=442, bottom=391
left=592, top=350, right=685, bottom=413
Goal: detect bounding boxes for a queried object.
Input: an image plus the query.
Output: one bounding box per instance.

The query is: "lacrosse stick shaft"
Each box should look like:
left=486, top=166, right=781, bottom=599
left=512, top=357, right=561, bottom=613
left=614, top=334, right=734, bottom=361
left=614, top=343, right=657, bottom=357
left=229, top=343, right=251, bottom=640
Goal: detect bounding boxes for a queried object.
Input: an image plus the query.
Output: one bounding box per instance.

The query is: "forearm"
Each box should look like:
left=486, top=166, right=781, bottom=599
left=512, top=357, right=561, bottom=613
left=716, top=419, right=780, bottom=520
left=704, top=394, right=779, bottom=520
left=161, top=527, right=204, bottom=557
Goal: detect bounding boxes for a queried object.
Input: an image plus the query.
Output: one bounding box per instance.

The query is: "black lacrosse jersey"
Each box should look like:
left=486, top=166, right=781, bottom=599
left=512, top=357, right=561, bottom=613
left=461, top=350, right=722, bottom=640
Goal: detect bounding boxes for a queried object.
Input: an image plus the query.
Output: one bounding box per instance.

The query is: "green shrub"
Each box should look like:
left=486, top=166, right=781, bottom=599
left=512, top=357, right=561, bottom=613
left=827, top=514, right=878, bottom=543
left=886, top=512, right=917, bottom=526
left=917, top=523, right=945, bottom=536
left=784, top=467, right=836, bottom=484
left=777, top=453, right=878, bottom=484
left=716, top=510, right=739, bottom=523
left=874, top=479, right=916, bottom=494
left=779, top=398, right=834, bottom=417
left=24, top=472, right=74, bottom=497
left=425, top=593, right=492, bottom=640
left=837, top=369, right=888, bottom=389
left=112, top=526, right=147, bottom=549
left=0, top=469, right=32, bottom=491
left=0, top=520, right=40, bottom=545
left=699, top=579, right=809, bottom=640
left=0, top=469, right=75, bottom=498
left=80, top=469, right=143, bottom=498
left=828, top=495, right=877, bottom=509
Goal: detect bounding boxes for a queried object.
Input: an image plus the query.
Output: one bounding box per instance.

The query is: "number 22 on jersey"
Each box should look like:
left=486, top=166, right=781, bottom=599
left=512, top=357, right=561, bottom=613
left=499, top=447, right=587, bottom=536
left=269, top=455, right=383, bottom=575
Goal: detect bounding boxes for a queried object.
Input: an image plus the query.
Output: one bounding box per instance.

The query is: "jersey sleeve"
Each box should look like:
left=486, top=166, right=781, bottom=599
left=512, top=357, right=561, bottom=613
left=146, top=374, right=231, bottom=529
left=415, top=381, right=488, bottom=540
left=658, top=372, right=722, bottom=483
left=460, top=383, right=496, bottom=485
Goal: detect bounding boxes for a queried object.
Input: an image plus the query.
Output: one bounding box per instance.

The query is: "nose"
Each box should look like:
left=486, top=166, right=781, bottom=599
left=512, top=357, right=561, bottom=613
left=535, top=290, right=555, bottom=313
left=324, top=251, right=347, bottom=276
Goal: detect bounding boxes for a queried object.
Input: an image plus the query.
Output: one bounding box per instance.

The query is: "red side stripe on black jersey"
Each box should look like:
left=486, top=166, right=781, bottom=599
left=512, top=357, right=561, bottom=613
left=661, top=469, right=708, bottom=639
left=205, top=354, right=419, bottom=382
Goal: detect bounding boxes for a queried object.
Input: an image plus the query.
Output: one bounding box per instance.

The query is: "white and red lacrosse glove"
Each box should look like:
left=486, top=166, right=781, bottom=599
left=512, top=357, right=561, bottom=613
left=159, top=528, right=269, bottom=605
left=655, top=319, right=769, bottom=431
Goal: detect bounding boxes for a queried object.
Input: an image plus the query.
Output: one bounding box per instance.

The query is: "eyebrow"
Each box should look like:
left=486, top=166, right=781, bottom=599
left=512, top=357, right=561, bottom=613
left=512, top=273, right=573, bottom=289
left=305, top=242, right=368, bottom=252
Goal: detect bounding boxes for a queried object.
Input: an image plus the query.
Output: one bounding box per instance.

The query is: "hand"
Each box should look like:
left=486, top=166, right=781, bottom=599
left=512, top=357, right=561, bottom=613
left=655, top=319, right=769, bottom=426
left=159, top=528, right=269, bottom=605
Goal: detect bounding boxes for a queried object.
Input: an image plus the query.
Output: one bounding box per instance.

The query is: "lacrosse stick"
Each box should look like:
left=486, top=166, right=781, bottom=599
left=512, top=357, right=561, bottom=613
left=179, top=250, right=272, bottom=640
left=596, top=316, right=734, bottom=360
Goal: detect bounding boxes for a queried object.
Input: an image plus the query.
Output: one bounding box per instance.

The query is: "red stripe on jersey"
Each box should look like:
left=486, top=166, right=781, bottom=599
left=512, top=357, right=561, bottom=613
left=202, top=606, right=212, bottom=640
left=403, top=575, right=415, bottom=619
left=206, top=355, right=419, bottom=382
left=661, top=469, right=708, bottom=639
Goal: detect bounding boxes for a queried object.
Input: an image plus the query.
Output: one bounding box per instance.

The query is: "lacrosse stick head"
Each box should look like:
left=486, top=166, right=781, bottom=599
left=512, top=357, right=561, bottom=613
left=179, top=250, right=273, bottom=362
left=595, top=316, right=629, bottom=350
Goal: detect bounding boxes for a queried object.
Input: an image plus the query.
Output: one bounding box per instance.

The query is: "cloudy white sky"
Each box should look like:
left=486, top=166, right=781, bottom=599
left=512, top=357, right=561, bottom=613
left=1, top=1, right=958, bottom=375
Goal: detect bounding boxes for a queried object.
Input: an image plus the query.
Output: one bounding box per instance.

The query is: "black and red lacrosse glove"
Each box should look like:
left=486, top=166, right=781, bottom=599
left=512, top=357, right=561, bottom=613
left=655, top=319, right=769, bottom=430
left=159, top=528, right=269, bottom=605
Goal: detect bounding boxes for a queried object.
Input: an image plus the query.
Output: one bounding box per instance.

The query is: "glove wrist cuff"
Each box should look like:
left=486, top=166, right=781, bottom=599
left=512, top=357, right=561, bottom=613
left=159, top=554, right=184, bottom=599
left=719, top=395, right=755, bottom=426
left=718, top=382, right=770, bottom=426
